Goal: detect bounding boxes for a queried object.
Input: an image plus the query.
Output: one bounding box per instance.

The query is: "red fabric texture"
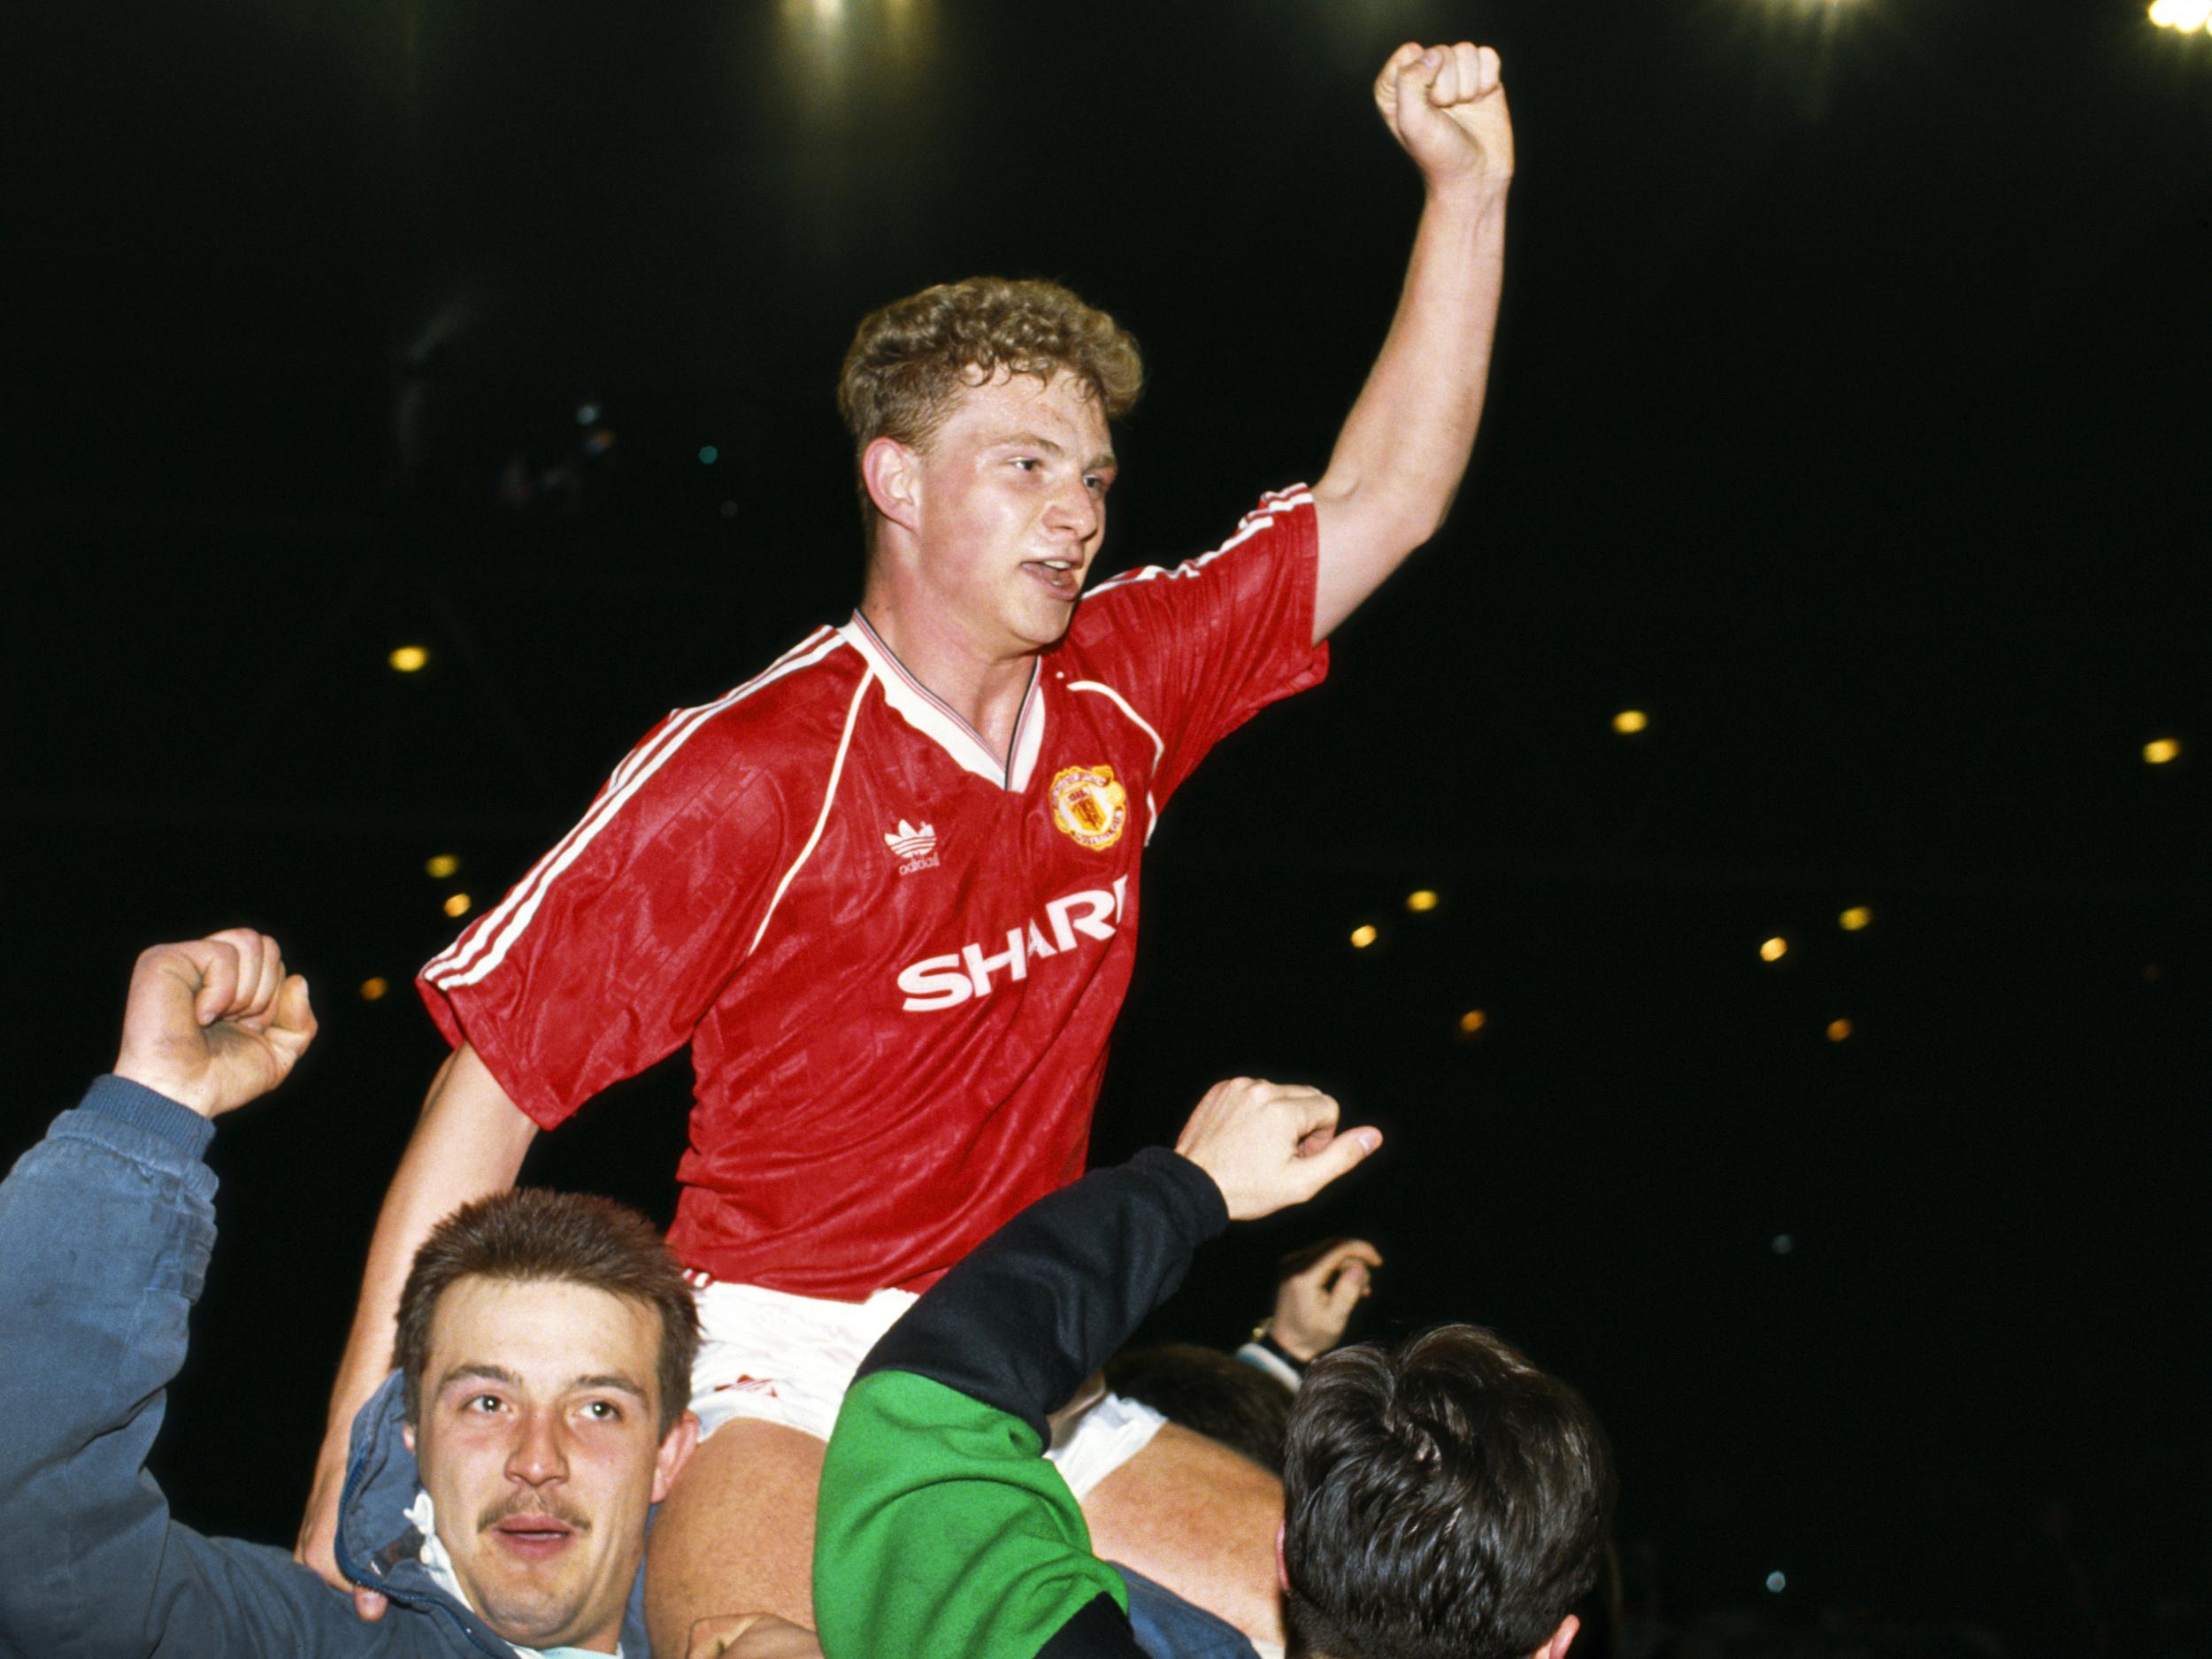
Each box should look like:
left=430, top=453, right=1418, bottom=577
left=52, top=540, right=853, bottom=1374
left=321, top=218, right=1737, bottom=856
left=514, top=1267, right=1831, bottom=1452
left=418, top=488, right=1327, bottom=1298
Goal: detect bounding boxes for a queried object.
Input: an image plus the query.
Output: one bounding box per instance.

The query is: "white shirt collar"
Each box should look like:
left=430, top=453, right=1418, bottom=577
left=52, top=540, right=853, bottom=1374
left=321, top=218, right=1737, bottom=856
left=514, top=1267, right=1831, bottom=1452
left=840, top=612, right=1047, bottom=791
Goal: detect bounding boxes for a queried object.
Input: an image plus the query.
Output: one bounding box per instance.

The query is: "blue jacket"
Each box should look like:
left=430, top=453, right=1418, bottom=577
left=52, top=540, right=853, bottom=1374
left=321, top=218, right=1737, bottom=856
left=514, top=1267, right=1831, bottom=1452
left=0, top=1077, right=653, bottom=1659
left=0, top=1079, right=1238, bottom=1659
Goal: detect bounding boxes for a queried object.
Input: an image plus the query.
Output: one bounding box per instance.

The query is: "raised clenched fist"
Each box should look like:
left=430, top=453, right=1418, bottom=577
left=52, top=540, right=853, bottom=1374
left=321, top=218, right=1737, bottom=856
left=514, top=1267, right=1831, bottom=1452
left=1269, top=1237, right=1384, bottom=1363
left=1173, top=1077, right=1382, bottom=1222
left=1374, top=42, right=1514, bottom=191
left=112, top=928, right=316, bottom=1118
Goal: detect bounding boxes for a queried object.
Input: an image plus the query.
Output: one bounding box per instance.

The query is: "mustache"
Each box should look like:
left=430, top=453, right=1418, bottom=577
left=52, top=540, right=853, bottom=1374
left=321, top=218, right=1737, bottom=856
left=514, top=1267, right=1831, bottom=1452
left=476, top=1491, right=592, bottom=1535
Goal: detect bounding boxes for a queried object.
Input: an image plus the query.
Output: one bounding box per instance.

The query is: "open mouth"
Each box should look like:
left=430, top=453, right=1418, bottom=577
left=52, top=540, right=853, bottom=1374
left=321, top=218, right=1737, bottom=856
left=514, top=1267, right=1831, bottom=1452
left=490, top=1513, right=581, bottom=1560
left=1020, top=558, right=1082, bottom=598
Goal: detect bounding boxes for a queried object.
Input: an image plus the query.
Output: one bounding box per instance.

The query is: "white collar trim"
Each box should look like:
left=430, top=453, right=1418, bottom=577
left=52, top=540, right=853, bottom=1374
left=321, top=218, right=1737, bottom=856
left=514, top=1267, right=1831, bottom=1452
left=841, top=613, right=1045, bottom=791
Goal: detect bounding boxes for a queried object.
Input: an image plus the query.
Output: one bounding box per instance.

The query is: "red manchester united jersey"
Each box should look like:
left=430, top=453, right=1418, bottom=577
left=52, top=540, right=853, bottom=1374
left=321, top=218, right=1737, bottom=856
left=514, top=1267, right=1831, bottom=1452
left=419, top=488, right=1328, bottom=1297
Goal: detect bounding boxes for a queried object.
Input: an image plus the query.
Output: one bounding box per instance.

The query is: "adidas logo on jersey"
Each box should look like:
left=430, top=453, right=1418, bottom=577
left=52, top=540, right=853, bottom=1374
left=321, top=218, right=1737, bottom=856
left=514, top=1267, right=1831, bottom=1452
left=883, top=818, right=940, bottom=876
left=897, top=876, right=1131, bottom=1012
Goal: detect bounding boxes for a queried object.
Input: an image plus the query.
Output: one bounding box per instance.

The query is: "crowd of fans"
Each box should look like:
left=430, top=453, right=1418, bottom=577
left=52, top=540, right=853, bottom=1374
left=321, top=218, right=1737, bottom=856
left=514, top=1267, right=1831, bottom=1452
left=0, top=931, right=1614, bottom=1659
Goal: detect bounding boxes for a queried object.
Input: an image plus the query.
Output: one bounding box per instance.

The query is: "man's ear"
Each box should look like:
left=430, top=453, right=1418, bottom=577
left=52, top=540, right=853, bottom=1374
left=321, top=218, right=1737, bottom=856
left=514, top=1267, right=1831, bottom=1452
left=651, top=1409, right=702, bottom=1505
left=1274, top=1520, right=1291, bottom=1596
left=1534, top=1612, right=1580, bottom=1659
left=860, top=436, right=923, bottom=536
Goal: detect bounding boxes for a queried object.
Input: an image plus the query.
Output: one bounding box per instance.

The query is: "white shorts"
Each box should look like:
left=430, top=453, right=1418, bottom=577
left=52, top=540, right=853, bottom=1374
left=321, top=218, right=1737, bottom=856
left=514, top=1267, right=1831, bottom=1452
left=685, top=1276, right=1167, bottom=1501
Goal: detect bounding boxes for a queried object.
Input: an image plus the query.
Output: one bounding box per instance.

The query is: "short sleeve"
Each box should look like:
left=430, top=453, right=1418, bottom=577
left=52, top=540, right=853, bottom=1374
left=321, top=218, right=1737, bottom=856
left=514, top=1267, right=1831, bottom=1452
left=416, top=705, right=792, bottom=1130
left=1070, top=487, right=1329, bottom=804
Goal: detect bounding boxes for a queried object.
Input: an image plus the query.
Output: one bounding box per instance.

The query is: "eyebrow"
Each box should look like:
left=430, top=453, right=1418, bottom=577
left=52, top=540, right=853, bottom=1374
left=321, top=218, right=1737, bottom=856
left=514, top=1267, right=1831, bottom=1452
left=994, top=432, right=1118, bottom=473
left=440, top=1363, right=523, bottom=1394
left=435, top=1363, right=650, bottom=1401
left=571, top=1373, right=650, bottom=1399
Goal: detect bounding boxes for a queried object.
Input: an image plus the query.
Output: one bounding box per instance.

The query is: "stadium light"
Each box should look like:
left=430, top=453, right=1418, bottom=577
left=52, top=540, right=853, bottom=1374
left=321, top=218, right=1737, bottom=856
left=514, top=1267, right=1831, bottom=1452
left=388, top=645, right=429, bottom=673
left=1458, top=1009, right=1488, bottom=1033
left=1612, top=709, right=1649, bottom=734
left=1760, top=935, right=1789, bottom=963
left=443, top=893, right=472, bottom=918
left=1838, top=905, right=1872, bottom=932
left=360, top=977, right=389, bottom=1002
left=2143, top=737, right=2181, bottom=764
left=426, top=854, right=460, bottom=879
left=2150, top=0, right=2212, bottom=29
left=1406, top=889, right=1440, bottom=913
left=1350, top=925, right=1379, bottom=949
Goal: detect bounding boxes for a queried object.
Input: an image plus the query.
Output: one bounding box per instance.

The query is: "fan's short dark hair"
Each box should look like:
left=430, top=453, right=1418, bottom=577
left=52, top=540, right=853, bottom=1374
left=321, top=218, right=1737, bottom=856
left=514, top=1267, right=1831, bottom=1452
left=395, top=1188, right=700, bottom=1438
left=1106, top=1342, right=1294, bottom=1472
left=1282, top=1325, right=1616, bottom=1659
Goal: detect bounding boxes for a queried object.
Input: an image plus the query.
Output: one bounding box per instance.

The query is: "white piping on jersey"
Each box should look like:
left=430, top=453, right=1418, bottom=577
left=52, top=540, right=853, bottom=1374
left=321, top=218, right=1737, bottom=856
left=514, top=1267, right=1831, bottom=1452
left=425, top=626, right=849, bottom=992
left=839, top=611, right=1045, bottom=792
left=1066, top=680, right=1165, bottom=846
left=749, top=666, right=872, bottom=959
left=1086, top=488, right=1315, bottom=599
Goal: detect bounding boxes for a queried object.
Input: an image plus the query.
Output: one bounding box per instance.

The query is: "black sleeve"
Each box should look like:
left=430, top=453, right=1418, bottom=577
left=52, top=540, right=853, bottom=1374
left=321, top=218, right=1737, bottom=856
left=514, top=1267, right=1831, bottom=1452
left=856, top=1146, right=1231, bottom=1442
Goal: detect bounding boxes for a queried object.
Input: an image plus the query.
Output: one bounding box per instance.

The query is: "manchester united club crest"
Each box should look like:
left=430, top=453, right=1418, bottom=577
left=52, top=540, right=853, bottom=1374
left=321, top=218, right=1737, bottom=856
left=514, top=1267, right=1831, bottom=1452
left=1049, top=764, right=1129, bottom=851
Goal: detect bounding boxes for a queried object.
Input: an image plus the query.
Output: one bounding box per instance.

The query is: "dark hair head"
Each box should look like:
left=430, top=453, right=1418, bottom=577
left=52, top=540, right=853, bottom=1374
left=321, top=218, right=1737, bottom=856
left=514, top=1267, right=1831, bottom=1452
left=395, top=1187, right=700, bottom=1438
left=1105, top=1342, right=1294, bottom=1473
left=836, top=276, right=1143, bottom=534
left=1282, top=1325, right=1616, bottom=1659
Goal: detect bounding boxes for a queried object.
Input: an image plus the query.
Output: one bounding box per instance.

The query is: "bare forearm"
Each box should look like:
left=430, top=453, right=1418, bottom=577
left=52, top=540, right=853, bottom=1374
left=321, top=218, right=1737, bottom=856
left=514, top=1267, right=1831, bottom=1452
left=1321, top=180, right=1508, bottom=528
left=1312, top=180, right=1509, bottom=633
left=1306, top=42, right=1515, bottom=641
left=315, top=1045, right=534, bottom=1451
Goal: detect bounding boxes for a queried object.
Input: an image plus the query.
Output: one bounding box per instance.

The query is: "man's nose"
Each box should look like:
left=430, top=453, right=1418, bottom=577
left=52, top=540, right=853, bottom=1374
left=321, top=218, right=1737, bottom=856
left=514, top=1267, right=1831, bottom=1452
left=505, top=1409, right=570, bottom=1486
left=1047, top=478, right=1099, bottom=540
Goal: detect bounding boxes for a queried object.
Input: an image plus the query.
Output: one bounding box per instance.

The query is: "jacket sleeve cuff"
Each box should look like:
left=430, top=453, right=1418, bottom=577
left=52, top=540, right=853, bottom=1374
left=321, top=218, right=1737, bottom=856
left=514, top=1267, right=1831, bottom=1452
left=78, top=1075, right=217, bottom=1162
left=1126, top=1146, right=1231, bottom=1246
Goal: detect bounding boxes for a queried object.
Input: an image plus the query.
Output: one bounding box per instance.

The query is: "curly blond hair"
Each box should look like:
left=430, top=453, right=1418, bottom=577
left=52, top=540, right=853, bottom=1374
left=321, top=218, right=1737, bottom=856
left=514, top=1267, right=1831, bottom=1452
left=837, top=277, right=1143, bottom=533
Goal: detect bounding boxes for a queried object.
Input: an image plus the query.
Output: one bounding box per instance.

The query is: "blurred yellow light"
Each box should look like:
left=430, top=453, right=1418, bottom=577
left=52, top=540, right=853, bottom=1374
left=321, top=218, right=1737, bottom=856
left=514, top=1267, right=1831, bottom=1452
left=1826, top=1018, right=1854, bottom=1042
left=1612, top=709, right=1649, bottom=734
left=443, top=893, right=472, bottom=918
left=1406, top=889, right=1440, bottom=913
left=2143, top=738, right=2181, bottom=765
left=388, top=645, right=429, bottom=673
left=359, top=977, right=389, bottom=1002
left=1350, top=925, right=1379, bottom=949
left=425, top=854, right=460, bottom=879
left=1759, top=935, right=1789, bottom=963
left=1838, top=905, right=1872, bottom=933
left=2151, top=0, right=2212, bottom=26
left=1458, top=1009, right=1488, bottom=1033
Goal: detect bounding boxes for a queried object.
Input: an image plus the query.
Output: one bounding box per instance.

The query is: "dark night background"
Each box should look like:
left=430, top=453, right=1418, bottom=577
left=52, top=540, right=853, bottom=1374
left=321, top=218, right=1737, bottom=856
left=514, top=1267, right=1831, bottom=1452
left=4, top=1, right=2208, bottom=1652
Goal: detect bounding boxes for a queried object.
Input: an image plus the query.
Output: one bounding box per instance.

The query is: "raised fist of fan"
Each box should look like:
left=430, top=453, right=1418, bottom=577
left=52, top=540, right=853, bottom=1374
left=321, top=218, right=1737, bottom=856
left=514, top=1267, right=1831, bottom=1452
left=113, top=928, right=317, bottom=1118
left=1268, top=1238, right=1384, bottom=1363
left=1173, top=1078, right=1382, bottom=1222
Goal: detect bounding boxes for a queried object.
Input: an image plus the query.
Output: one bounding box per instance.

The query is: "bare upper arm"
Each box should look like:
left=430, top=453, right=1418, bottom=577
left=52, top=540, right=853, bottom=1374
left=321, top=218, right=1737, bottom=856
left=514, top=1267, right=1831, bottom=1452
left=385, top=1043, right=538, bottom=1212
left=1310, top=483, right=1440, bottom=644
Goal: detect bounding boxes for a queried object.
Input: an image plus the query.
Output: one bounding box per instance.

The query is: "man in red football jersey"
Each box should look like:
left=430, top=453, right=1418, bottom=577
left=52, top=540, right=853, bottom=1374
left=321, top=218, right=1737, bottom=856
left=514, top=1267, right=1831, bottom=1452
left=298, top=42, right=1512, bottom=1652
